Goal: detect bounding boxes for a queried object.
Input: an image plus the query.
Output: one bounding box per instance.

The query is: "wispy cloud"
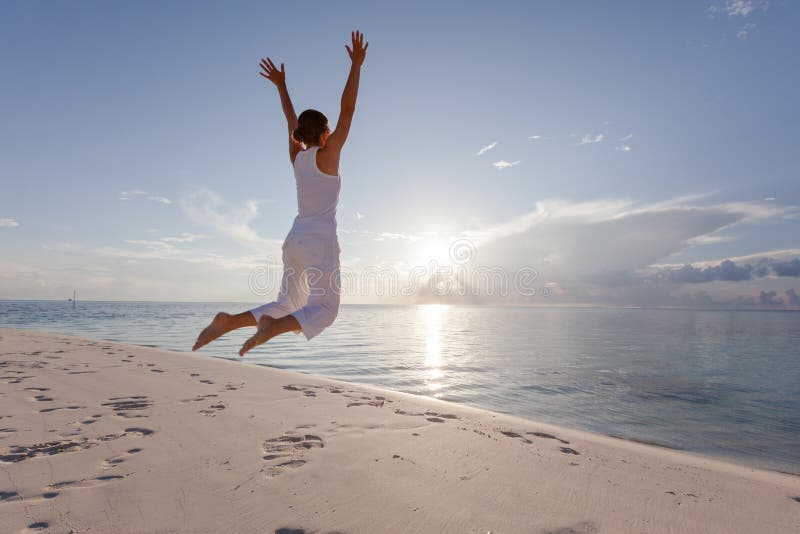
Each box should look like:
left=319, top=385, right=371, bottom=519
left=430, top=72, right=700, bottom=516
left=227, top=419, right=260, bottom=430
left=528, top=135, right=545, bottom=141
left=0, top=218, right=19, bottom=228
left=737, top=22, right=756, bottom=39
left=708, top=1, right=768, bottom=40
left=374, top=232, right=424, bottom=242
left=475, top=141, right=498, bottom=156
left=578, top=133, right=604, bottom=145
left=619, top=134, right=633, bottom=150
left=180, top=188, right=281, bottom=251
left=709, top=0, right=768, bottom=17
left=119, top=190, right=173, bottom=205
left=160, top=233, right=205, bottom=243
left=493, top=160, right=521, bottom=170
left=355, top=211, right=366, bottom=220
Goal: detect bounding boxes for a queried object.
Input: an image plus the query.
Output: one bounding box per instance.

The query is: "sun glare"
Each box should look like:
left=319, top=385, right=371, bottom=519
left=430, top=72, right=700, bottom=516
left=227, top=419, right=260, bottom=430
left=417, top=238, right=451, bottom=266
left=419, top=304, right=449, bottom=393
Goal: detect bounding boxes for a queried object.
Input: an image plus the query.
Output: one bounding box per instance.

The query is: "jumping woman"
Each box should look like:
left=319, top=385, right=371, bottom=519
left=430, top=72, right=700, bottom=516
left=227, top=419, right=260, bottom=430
left=192, top=30, right=368, bottom=357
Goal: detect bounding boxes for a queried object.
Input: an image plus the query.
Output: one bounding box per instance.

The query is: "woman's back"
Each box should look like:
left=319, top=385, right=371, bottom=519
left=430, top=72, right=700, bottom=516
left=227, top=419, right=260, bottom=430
left=292, top=146, right=340, bottom=232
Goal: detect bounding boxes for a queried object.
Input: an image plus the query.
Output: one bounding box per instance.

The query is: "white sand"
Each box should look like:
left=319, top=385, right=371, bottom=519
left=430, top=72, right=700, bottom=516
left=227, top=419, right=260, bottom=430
left=0, top=327, right=798, bottom=533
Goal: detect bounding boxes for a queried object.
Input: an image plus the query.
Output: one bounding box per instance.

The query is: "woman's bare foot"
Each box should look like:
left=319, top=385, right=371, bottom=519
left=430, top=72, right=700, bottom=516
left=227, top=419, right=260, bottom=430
left=193, top=312, right=236, bottom=351
left=239, top=315, right=275, bottom=357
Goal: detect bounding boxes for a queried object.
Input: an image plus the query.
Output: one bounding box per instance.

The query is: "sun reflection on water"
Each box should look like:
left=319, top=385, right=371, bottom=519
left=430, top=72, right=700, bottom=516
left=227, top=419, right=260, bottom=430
left=419, top=304, right=449, bottom=395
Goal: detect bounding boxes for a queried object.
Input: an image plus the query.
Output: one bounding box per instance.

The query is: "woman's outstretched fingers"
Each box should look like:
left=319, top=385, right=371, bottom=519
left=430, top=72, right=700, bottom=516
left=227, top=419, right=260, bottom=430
left=258, top=57, right=286, bottom=85
left=346, top=30, right=368, bottom=65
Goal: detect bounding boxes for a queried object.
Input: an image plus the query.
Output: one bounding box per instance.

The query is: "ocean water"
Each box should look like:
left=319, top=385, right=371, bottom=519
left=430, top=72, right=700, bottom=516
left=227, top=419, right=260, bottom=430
left=1, top=300, right=798, bottom=474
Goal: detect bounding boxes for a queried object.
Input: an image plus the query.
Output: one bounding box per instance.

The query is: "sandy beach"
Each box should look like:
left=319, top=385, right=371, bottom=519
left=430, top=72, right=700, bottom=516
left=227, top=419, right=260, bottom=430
left=0, top=327, right=798, bottom=533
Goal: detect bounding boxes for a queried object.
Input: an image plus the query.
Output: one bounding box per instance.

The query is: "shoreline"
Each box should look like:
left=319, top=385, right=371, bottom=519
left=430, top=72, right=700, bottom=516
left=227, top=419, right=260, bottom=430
left=3, top=315, right=797, bottom=476
left=1, top=327, right=799, bottom=533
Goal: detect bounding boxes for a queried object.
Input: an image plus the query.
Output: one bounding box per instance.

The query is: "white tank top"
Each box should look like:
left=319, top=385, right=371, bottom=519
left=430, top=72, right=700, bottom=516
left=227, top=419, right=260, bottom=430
left=290, top=146, right=341, bottom=234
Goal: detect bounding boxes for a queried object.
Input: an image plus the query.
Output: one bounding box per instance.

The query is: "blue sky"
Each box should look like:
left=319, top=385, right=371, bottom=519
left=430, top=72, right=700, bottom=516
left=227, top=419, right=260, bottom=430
left=1, top=1, right=798, bottom=307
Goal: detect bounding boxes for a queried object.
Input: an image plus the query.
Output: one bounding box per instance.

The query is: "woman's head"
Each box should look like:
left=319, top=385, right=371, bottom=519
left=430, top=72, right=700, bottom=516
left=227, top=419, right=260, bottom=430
left=292, top=109, right=330, bottom=147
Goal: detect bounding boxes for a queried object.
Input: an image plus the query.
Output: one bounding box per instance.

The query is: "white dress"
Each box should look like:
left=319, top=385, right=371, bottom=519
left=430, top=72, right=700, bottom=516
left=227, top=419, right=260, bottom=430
left=249, top=145, right=341, bottom=340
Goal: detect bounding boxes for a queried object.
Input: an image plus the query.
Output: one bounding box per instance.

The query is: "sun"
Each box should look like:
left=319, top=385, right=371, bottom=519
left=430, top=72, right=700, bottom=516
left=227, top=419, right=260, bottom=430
left=417, top=238, right=451, bottom=266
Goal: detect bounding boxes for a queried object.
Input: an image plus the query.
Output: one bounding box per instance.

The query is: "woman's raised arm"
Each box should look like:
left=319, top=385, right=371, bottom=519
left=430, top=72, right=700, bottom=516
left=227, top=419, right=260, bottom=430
left=259, top=57, right=302, bottom=159
left=327, top=30, right=368, bottom=152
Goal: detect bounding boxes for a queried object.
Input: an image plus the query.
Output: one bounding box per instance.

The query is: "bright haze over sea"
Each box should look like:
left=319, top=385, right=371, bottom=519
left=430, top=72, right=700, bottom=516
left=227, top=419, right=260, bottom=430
left=2, top=301, right=798, bottom=475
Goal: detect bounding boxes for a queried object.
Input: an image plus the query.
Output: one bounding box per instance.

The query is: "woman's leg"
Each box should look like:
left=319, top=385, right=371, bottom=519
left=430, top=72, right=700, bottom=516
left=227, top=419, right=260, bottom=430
left=239, top=235, right=340, bottom=355
left=192, top=311, right=256, bottom=351
left=238, top=314, right=302, bottom=356
left=192, top=241, right=306, bottom=352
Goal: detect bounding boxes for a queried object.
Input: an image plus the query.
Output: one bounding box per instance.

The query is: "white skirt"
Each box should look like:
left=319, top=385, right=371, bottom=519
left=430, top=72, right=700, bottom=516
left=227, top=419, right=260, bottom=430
left=249, top=230, right=341, bottom=340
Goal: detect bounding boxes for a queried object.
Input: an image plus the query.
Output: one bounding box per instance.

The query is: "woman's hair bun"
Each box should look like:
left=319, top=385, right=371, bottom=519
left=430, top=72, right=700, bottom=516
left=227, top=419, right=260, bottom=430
left=293, top=109, right=329, bottom=145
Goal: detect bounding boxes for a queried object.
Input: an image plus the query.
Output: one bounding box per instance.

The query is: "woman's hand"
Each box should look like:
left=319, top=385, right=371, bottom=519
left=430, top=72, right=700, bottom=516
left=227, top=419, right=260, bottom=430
left=345, top=30, right=368, bottom=67
left=259, top=57, right=286, bottom=87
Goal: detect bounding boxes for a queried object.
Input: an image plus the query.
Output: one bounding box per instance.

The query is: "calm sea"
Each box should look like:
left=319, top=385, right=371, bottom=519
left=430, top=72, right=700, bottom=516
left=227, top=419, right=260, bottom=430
left=1, top=301, right=798, bottom=474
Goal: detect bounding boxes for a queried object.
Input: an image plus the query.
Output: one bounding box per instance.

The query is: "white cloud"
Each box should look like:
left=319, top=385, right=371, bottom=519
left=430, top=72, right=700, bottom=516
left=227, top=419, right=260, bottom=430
left=120, top=190, right=147, bottom=197
left=119, top=189, right=172, bottom=205
left=685, top=234, right=736, bottom=245
left=0, top=218, right=19, bottom=228
left=374, top=232, right=423, bottom=242
left=180, top=188, right=281, bottom=251
left=708, top=1, right=768, bottom=39
left=764, top=197, right=775, bottom=201
left=712, top=0, right=768, bottom=17
left=619, top=133, right=633, bottom=141
left=459, top=195, right=797, bottom=289
left=578, top=133, right=604, bottom=145
left=355, top=211, right=366, bottom=220
left=492, top=160, right=521, bottom=170
left=528, top=135, right=544, bottom=141
left=475, top=142, right=498, bottom=156
left=616, top=144, right=632, bottom=152
left=160, top=233, right=204, bottom=243
left=737, top=22, right=756, bottom=39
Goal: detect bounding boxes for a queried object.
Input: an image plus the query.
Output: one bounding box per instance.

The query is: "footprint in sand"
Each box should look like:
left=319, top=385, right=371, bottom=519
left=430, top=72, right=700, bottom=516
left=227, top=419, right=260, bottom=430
left=545, top=521, right=598, bottom=534
left=498, top=429, right=580, bottom=455
left=1, top=490, right=21, bottom=502
left=48, top=474, right=128, bottom=491
left=180, top=393, right=219, bottom=403
left=500, top=430, right=533, bottom=444
left=0, top=428, right=154, bottom=463
left=200, top=403, right=226, bottom=417
left=39, top=405, right=85, bottom=413
left=527, top=431, right=571, bottom=445
left=261, top=433, right=324, bottom=477
left=102, top=396, right=152, bottom=418
left=283, top=384, right=316, bottom=397
left=101, top=446, right=143, bottom=470
left=394, top=409, right=459, bottom=422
